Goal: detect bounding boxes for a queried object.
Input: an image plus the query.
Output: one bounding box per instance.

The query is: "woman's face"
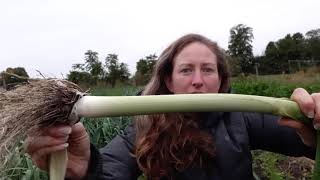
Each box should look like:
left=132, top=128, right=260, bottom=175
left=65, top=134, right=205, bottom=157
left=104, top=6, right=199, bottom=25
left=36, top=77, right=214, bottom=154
left=165, top=42, right=221, bottom=94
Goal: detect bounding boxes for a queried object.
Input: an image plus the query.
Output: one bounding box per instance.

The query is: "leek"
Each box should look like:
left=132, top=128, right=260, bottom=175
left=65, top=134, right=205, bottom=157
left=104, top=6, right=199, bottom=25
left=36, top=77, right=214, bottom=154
left=50, top=94, right=318, bottom=180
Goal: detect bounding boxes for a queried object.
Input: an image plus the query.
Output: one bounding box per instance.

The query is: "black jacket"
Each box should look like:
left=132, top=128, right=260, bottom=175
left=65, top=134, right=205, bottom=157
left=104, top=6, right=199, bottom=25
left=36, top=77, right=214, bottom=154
left=85, top=112, right=315, bottom=180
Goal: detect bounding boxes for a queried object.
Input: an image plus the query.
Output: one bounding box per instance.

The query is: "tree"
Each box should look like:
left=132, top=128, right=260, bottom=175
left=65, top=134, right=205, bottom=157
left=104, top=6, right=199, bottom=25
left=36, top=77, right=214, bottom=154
left=261, top=32, right=311, bottom=74
left=90, top=61, right=104, bottom=79
left=261, top=42, right=282, bottom=74
left=277, top=34, right=303, bottom=61
left=67, top=71, right=93, bottom=85
left=306, top=28, right=320, bottom=60
left=84, top=50, right=98, bottom=70
left=291, top=33, right=306, bottom=59
left=228, top=24, right=254, bottom=74
left=306, top=28, right=320, bottom=39
left=119, top=63, right=130, bottom=84
left=105, top=54, right=120, bottom=87
left=11, top=67, right=29, bottom=78
left=268, top=33, right=308, bottom=73
left=69, top=51, right=131, bottom=87
left=1, top=67, right=29, bottom=89
left=265, top=42, right=278, bottom=59
left=225, top=55, right=242, bottom=77
left=69, top=50, right=103, bottom=85
left=134, top=54, right=157, bottom=85
left=72, top=63, right=85, bottom=71
left=84, top=50, right=104, bottom=78
left=257, top=28, right=320, bottom=75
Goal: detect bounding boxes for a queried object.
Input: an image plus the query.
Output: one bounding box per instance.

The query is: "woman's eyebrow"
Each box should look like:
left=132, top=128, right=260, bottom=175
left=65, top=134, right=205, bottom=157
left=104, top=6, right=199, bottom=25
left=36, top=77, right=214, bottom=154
left=177, top=63, right=193, bottom=67
left=202, top=63, right=217, bottom=66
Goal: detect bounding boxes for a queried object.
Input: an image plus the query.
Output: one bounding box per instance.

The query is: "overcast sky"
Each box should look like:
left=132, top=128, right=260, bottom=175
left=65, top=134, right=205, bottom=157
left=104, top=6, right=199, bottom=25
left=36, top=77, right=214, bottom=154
left=1, top=0, right=319, bottom=78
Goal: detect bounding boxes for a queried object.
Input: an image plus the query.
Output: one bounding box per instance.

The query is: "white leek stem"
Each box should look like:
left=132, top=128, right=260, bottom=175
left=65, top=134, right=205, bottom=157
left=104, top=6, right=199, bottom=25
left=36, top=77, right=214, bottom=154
left=50, top=93, right=310, bottom=180
left=74, top=94, right=309, bottom=122
left=50, top=149, right=67, bottom=180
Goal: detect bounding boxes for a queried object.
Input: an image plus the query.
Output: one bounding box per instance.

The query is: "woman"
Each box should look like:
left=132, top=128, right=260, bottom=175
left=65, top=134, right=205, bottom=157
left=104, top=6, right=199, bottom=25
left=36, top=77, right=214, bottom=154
left=26, top=34, right=319, bottom=179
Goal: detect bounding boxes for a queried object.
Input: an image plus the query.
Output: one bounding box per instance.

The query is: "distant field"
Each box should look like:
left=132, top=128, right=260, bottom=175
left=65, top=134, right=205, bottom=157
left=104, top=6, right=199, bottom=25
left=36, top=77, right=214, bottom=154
left=90, top=85, right=142, bottom=96
left=234, top=67, right=320, bottom=85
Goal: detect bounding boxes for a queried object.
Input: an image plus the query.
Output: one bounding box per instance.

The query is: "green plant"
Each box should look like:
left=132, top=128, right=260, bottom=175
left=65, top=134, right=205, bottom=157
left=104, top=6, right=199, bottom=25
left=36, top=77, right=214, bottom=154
left=82, top=116, right=132, bottom=148
left=252, top=150, right=287, bottom=180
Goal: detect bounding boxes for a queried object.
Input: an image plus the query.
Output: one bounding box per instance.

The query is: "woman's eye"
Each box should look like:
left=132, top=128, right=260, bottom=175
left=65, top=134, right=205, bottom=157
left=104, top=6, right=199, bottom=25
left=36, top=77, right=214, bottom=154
left=203, top=68, right=215, bottom=73
left=180, top=68, right=192, bottom=73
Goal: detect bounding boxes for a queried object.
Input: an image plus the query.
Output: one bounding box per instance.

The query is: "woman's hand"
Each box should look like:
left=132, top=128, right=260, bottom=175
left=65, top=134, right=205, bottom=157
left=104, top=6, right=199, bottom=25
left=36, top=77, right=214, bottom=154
left=278, top=88, right=320, bottom=147
left=25, top=122, right=90, bottom=179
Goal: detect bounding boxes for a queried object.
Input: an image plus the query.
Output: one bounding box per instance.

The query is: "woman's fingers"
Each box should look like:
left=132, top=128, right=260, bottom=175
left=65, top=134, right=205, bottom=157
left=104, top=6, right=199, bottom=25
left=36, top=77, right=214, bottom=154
left=25, top=135, right=69, bottom=155
left=25, top=122, right=90, bottom=178
left=278, top=118, right=316, bottom=147
left=31, top=143, right=69, bottom=170
left=68, top=122, right=91, bottom=158
left=278, top=118, right=304, bottom=130
left=311, top=93, right=320, bottom=127
left=47, top=126, right=72, bottom=138
left=284, top=88, right=320, bottom=147
left=25, top=125, right=72, bottom=155
left=291, top=88, right=315, bottom=119
left=69, top=123, right=89, bottom=145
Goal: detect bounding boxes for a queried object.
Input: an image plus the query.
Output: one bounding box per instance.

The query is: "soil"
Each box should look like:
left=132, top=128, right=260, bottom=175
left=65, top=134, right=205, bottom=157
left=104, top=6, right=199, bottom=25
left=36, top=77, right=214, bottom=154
left=254, top=156, right=314, bottom=180
left=278, top=157, right=314, bottom=180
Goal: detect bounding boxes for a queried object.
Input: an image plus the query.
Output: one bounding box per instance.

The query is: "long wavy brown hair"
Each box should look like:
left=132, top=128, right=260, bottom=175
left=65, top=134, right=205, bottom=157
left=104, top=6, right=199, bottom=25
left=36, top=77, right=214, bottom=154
left=135, top=34, right=230, bottom=179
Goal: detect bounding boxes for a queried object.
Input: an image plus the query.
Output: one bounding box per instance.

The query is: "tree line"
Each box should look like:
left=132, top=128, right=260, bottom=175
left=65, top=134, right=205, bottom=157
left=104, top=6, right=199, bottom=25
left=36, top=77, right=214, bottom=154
left=67, top=50, right=157, bottom=87
left=1, top=24, right=320, bottom=88
left=68, top=24, right=320, bottom=87
left=227, top=24, right=320, bottom=76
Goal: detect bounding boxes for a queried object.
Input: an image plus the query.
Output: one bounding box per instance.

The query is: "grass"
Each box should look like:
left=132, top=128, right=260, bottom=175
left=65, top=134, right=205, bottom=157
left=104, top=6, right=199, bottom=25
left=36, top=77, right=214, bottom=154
left=232, top=75, right=320, bottom=97
left=1, top=142, right=49, bottom=180
left=252, top=150, right=287, bottom=180
left=82, top=116, right=132, bottom=148
left=88, top=85, right=142, bottom=96
left=2, top=73, right=320, bottom=179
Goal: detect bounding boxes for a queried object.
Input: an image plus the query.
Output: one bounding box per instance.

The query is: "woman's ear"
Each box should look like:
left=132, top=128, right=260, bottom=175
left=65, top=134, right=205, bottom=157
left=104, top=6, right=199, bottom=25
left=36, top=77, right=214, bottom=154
left=164, top=76, right=173, bottom=93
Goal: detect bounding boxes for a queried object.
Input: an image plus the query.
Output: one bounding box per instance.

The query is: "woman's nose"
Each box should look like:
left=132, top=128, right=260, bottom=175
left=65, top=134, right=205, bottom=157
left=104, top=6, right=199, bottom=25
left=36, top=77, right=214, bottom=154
left=191, top=71, right=204, bottom=88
